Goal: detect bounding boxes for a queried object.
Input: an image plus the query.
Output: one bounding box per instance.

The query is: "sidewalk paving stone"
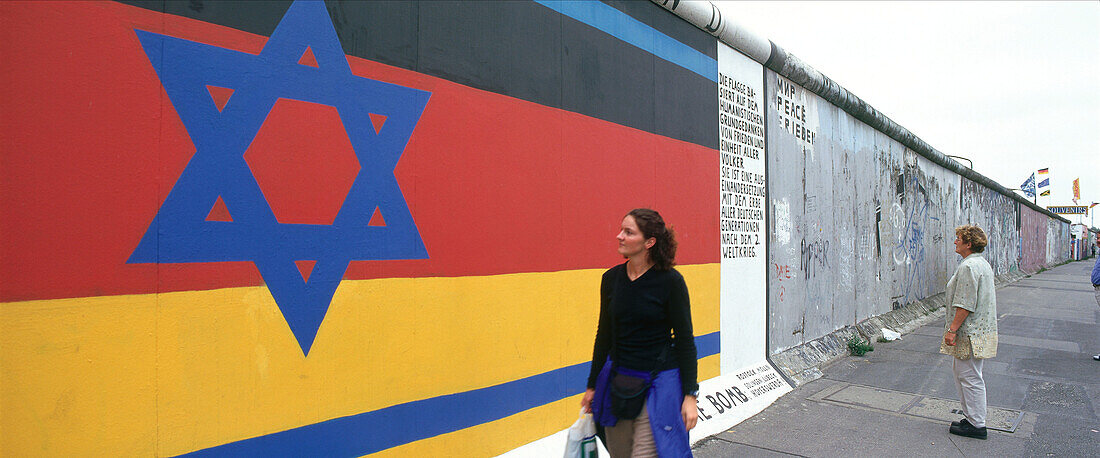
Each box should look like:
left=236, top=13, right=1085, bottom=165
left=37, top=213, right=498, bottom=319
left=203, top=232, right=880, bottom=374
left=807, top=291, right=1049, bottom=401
left=693, top=259, right=1100, bottom=457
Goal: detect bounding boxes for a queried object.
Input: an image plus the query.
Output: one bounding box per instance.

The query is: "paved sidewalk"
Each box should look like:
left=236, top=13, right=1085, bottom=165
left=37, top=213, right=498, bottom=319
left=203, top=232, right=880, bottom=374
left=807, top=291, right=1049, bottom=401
left=694, top=259, right=1100, bottom=457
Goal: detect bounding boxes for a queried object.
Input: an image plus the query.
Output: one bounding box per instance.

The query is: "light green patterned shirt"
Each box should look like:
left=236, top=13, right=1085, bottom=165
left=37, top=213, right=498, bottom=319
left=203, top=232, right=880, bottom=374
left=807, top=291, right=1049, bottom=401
left=940, top=253, right=998, bottom=359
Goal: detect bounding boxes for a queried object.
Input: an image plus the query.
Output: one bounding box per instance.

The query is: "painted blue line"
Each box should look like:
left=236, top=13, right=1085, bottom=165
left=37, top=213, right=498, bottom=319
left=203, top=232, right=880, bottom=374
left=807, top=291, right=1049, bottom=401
left=534, top=0, right=718, bottom=82
left=178, top=331, right=720, bottom=457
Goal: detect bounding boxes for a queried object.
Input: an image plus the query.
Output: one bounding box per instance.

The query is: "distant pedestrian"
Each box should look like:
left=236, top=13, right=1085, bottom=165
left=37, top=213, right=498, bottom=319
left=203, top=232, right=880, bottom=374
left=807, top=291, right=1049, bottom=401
left=582, top=208, right=698, bottom=457
left=1092, top=237, right=1100, bottom=361
left=941, top=224, right=997, bottom=440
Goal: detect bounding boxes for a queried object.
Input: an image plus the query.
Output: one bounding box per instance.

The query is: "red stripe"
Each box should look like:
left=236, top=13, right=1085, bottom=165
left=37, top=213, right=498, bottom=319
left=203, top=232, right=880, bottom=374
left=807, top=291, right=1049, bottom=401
left=0, top=2, right=718, bottom=302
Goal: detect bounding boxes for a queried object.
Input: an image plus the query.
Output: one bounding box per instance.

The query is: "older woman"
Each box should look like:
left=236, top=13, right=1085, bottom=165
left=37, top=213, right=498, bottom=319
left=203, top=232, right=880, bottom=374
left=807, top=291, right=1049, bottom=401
left=941, top=224, right=998, bottom=440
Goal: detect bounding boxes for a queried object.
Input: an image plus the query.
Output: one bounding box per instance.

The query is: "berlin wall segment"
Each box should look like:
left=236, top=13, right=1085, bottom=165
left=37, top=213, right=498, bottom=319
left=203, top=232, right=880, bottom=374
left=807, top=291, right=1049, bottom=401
left=764, top=70, right=1070, bottom=357
left=2, top=1, right=723, bottom=456
left=710, top=36, right=792, bottom=443
left=651, top=0, right=1072, bottom=390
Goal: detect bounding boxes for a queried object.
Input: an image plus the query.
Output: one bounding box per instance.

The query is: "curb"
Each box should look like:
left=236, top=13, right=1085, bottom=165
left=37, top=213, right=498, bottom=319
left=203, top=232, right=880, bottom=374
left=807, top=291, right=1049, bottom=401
left=771, top=268, right=1033, bottom=386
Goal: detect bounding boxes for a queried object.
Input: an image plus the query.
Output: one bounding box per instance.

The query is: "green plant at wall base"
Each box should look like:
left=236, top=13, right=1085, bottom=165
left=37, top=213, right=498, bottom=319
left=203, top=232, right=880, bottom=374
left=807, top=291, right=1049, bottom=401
left=848, top=336, right=874, bottom=356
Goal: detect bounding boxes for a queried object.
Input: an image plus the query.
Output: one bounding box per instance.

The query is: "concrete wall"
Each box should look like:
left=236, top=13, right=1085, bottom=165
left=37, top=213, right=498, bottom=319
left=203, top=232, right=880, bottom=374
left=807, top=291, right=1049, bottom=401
left=2, top=1, right=725, bottom=455
left=1020, top=206, right=1050, bottom=273
left=1, top=0, right=1076, bottom=455
left=765, top=70, right=1072, bottom=353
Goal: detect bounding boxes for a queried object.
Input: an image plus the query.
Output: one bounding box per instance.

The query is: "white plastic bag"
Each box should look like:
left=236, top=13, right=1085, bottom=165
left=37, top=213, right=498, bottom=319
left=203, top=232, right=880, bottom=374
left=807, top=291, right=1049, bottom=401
left=881, top=328, right=902, bottom=341
left=564, top=408, right=597, bottom=458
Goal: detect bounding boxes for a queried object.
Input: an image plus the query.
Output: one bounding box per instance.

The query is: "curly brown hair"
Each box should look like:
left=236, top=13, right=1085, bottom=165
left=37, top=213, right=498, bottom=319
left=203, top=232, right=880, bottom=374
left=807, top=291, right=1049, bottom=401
left=627, top=208, right=677, bottom=270
left=955, top=224, right=988, bottom=253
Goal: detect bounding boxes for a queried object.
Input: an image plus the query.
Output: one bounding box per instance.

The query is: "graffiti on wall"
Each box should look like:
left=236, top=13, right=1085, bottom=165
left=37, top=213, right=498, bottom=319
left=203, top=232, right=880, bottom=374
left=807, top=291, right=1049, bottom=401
left=765, top=68, right=1074, bottom=354
left=773, top=197, right=792, bottom=246
left=960, top=180, right=1021, bottom=275
left=889, top=171, right=931, bottom=306
left=799, top=238, right=830, bottom=280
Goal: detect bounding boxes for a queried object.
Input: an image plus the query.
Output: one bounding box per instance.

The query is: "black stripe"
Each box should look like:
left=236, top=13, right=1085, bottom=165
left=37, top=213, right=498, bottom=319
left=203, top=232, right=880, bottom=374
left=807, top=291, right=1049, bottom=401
left=116, top=0, right=717, bottom=149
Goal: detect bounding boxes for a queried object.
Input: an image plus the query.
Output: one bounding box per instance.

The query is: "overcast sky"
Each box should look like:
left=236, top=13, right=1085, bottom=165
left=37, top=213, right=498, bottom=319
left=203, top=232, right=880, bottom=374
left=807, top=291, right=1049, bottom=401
left=715, top=1, right=1100, bottom=226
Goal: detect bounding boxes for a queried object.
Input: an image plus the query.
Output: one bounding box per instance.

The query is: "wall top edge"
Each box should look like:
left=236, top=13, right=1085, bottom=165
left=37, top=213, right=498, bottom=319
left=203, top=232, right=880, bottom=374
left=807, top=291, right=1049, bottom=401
left=651, top=0, right=1070, bottom=225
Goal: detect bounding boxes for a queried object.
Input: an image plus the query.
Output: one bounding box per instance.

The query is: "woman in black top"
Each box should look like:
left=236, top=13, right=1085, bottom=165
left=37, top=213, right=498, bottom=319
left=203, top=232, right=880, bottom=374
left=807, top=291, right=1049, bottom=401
left=581, top=208, right=698, bottom=457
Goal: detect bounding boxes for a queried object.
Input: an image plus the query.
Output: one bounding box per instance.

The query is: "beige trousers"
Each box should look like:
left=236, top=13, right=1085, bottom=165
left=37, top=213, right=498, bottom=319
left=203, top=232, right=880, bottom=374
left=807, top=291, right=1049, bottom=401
left=605, top=400, right=657, bottom=458
left=952, top=356, right=987, bottom=428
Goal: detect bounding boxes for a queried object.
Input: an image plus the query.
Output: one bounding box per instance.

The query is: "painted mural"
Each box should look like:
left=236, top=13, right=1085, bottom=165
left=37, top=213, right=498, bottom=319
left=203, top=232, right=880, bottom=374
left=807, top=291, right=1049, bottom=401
left=1, top=1, right=723, bottom=455
left=127, top=1, right=433, bottom=355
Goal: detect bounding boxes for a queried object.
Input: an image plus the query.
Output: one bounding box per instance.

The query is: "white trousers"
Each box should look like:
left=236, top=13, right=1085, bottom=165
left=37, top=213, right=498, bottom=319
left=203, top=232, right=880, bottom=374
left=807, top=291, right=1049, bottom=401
left=952, top=356, right=987, bottom=428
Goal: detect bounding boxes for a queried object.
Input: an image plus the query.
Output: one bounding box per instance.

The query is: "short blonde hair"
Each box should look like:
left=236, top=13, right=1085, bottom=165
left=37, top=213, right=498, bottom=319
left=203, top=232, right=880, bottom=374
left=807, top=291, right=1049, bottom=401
left=955, top=224, right=988, bottom=253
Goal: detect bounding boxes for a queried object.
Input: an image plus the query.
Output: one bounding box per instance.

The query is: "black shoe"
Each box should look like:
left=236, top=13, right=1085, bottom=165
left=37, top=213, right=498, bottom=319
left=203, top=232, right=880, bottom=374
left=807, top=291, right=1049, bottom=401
left=951, top=418, right=971, bottom=428
left=1093, top=354, right=1099, bottom=361
left=949, top=421, right=987, bottom=440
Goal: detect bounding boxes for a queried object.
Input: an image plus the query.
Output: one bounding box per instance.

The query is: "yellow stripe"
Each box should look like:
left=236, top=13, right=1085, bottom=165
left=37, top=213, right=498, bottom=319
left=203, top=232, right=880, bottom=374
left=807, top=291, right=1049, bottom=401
left=1, top=263, right=719, bottom=456
left=1, top=294, right=160, bottom=455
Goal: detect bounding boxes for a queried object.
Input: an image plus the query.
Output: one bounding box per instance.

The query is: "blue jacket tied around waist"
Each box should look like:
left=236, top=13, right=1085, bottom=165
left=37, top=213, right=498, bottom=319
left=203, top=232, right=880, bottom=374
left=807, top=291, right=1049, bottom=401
left=592, top=359, right=692, bottom=457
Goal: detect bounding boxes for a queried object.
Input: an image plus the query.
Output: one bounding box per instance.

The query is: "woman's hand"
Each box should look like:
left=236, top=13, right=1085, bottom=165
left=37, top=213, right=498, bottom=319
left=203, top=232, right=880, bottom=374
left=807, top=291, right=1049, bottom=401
left=682, top=395, right=699, bottom=430
left=944, top=330, right=957, bottom=346
left=944, top=307, right=968, bottom=347
left=581, top=388, right=595, bottom=413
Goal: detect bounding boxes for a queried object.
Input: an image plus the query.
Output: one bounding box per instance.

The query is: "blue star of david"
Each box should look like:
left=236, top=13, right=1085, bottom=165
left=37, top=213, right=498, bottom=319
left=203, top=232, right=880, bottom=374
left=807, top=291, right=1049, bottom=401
left=129, top=0, right=430, bottom=355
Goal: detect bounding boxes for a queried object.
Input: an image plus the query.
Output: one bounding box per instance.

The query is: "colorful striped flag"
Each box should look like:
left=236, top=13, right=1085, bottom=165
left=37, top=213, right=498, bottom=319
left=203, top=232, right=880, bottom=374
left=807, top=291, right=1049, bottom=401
left=1040, top=190, right=1051, bottom=196
left=1038, top=168, right=1049, bottom=174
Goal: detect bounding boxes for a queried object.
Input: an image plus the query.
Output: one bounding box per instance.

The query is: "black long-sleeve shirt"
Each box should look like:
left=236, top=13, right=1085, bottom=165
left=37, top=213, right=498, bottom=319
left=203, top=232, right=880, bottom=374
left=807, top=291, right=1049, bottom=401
left=586, top=263, right=699, bottom=395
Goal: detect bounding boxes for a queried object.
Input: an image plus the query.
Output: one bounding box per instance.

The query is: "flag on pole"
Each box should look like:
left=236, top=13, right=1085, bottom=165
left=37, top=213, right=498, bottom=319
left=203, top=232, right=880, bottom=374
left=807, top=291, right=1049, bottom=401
left=1038, top=178, right=1050, bottom=188
left=1020, top=173, right=1036, bottom=197
left=1040, top=190, right=1051, bottom=197
left=1072, top=178, right=1080, bottom=203
left=1038, top=168, right=1049, bottom=175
